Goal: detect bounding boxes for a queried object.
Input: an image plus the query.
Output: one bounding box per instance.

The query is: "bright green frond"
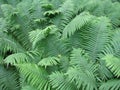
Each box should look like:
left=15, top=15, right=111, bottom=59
left=67, top=67, right=97, bottom=90
left=67, top=48, right=97, bottom=90
left=49, top=71, right=76, bottom=90
left=16, top=64, right=51, bottom=90
left=0, top=32, right=25, bottom=53
left=21, top=85, right=37, bottom=90
left=99, top=79, right=120, bottom=90
left=62, top=12, right=93, bottom=38
left=38, top=57, right=60, bottom=68
left=4, top=51, right=40, bottom=65
left=81, top=17, right=111, bottom=60
left=103, top=54, right=120, bottom=77
left=103, top=29, right=120, bottom=57
left=29, top=25, right=58, bottom=48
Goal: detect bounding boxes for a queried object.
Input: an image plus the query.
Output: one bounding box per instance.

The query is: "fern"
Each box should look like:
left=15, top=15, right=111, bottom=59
left=81, top=17, right=111, bottom=60
left=29, top=25, right=58, bottom=48
left=49, top=71, right=76, bottom=90
left=103, top=54, right=120, bottom=77
left=0, top=65, right=20, bottom=90
left=4, top=51, right=40, bottom=65
left=67, top=48, right=97, bottom=90
left=16, top=64, right=51, bottom=90
left=21, top=85, right=37, bottom=90
left=62, top=12, right=93, bottom=38
left=0, top=0, right=120, bottom=90
left=103, top=29, right=120, bottom=57
left=38, top=57, right=60, bottom=68
left=99, top=79, right=120, bottom=90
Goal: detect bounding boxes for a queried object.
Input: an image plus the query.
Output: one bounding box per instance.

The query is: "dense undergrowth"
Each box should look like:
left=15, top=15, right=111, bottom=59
left=0, top=0, right=120, bottom=90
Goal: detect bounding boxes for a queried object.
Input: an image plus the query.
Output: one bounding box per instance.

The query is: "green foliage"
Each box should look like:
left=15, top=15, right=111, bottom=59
left=38, top=57, right=60, bottom=68
left=0, top=65, right=20, bottom=90
left=0, top=0, right=120, bottom=90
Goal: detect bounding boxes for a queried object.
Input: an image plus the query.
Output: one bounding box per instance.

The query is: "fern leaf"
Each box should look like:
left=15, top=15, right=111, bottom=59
left=103, top=29, right=120, bottom=57
left=0, top=32, right=25, bottom=53
left=4, top=51, right=40, bottom=65
left=0, top=65, right=20, bottom=90
left=62, top=12, right=93, bottom=38
left=38, top=57, right=60, bottom=68
left=49, top=71, right=76, bottom=90
left=99, top=79, right=120, bottom=90
left=16, top=64, right=51, bottom=90
left=67, top=48, right=97, bottom=90
left=103, top=54, right=120, bottom=77
left=81, top=17, right=111, bottom=60
left=21, top=85, right=37, bottom=90
left=29, top=25, right=58, bottom=48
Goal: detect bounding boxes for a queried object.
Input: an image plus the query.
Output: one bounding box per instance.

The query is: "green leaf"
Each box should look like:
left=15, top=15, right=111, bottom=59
left=62, top=12, right=93, bottom=38
left=103, top=54, right=120, bottom=77
left=16, top=64, right=51, bottom=90
left=38, top=57, right=60, bottom=68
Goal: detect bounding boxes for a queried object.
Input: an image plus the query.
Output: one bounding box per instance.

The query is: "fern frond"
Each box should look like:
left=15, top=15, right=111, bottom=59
left=103, top=29, right=120, bottom=57
left=62, top=12, right=93, bottom=38
left=29, top=25, right=58, bottom=48
left=16, top=64, right=51, bottom=90
left=0, top=65, right=20, bottom=90
left=37, top=35, right=69, bottom=57
left=1, top=4, right=15, bottom=19
left=103, top=54, right=120, bottom=77
left=49, top=71, right=76, bottom=90
left=4, top=51, right=40, bottom=65
left=38, top=57, right=60, bottom=68
left=21, top=85, right=37, bottom=90
left=99, top=79, right=120, bottom=90
left=67, top=48, right=97, bottom=90
left=81, top=17, right=111, bottom=60
left=4, top=53, right=28, bottom=65
left=57, top=0, right=74, bottom=29
left=67, top=67, right=97, bottom=90
left=0, top=32, right=25, bottom=53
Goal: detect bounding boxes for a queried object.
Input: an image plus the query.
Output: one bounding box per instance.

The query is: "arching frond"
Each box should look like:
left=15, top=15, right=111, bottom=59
left=29, top=25, right=58, bottom=48
left=0, top=32, right=25, bottom=53
left=67, top=48, right=97, bottom=90
left=103, top=54, right=120, bottom=77
left=4, top=51, right=40, bottom=65
left=1, top=4, right=15, bottom=19
left=37, top=35, right=69, bottom=57
left=16, top=64, right=51, bottom=90
left=62, top=12, right=93, bottom=38
left=0, top=65, right=20, bottom=90
left=38, top=57, right=60, bottom=68
left=21, top=85, right=37, bottom=90
left=81, top=17, right=111, bottom=60
left=57, top=0, right=74, bottom=29
left=103, top=29, right=120, bottom=57
left=99, top=79, right=120, bottom=90
left=49, top=71, right=76, bottom=90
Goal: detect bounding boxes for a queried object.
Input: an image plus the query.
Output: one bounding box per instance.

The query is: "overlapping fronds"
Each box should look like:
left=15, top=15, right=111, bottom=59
left=49, top=71, right=76, bottom=90
left=0, top=65, right=20, bottom=90
left=38, top=57, right=60, bottom=68
left=0, top=0, right=120, bottom=90
left=99, top=79, right=120, bottom=90
left=16, top=64, right=51, bottom=90
left=80, top=17, right=111, bottom=60
left=4, top=51, right=40, bottom=65
left=62, top=12, right=93, bottom=38
left=103, top=54, right=120, bottom=77
left=67, top=48, right=97, bottom=90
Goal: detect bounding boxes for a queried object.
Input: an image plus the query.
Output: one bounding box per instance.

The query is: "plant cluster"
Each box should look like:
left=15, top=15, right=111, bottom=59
left=0, top=0, right=120, bottom=90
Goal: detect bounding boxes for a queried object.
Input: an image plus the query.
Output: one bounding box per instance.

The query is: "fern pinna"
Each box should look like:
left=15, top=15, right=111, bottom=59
left=0, top=0, right=120, bottom=90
